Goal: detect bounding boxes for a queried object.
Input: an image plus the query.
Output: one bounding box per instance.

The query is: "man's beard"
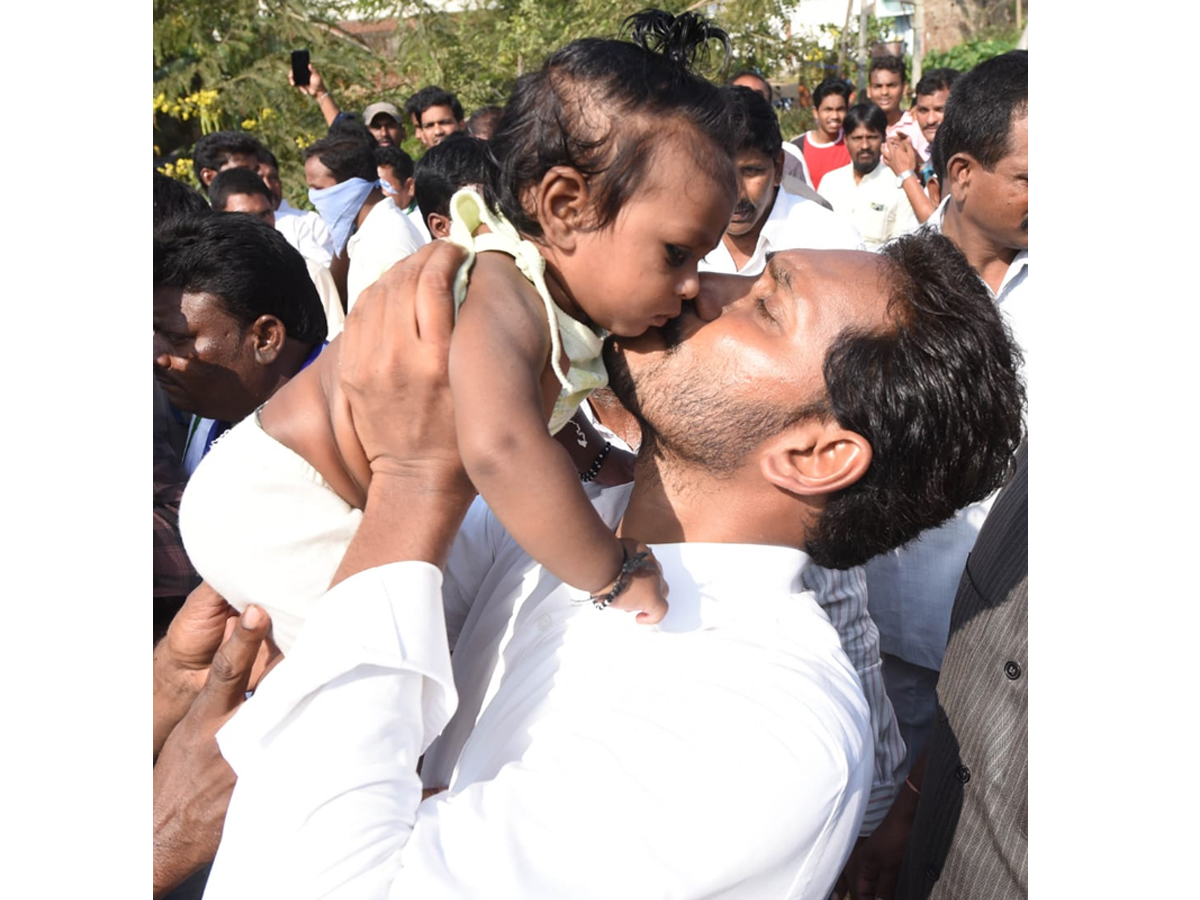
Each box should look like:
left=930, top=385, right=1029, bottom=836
left=853, top=155, right=879, bottom=176
left=603, top=336, right=807, bottom=477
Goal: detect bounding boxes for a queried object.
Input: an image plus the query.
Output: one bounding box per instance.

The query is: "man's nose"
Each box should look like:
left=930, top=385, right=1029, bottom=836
left=692, top=273, right=745, bottom=321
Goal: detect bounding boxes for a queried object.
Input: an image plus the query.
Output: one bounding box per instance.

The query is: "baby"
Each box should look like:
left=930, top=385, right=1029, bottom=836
left=180, top=10, right=738, bottom=652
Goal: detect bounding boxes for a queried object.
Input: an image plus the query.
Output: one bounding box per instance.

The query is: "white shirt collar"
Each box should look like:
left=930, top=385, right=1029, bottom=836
left=928, top=196, right=1028, bottom=302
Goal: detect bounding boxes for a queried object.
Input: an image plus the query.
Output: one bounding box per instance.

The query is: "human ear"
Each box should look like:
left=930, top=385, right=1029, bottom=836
left=759, top=420, right=872, bottom=497
left=534, top=166, right=590, bottom=252
left=772, top=151, right=785, bottom=186
left=428, top=213, right=452, bottom=239
left=945, top=152, right=973, bottom=199
left=200, top=167, right=218, bottom=188
left=249, top=315, right=286, bottom=364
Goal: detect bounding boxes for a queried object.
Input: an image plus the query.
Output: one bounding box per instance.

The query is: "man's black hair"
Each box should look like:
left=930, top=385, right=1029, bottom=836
left=406, top=85, right=464, bottom=123
left=154, top=170, right=211, bottom=228
left=466, top=105, right=504, bottom=139
left=869, top=54, right=907, bottom=84
left=803, top=228, right=1025, bottom=569
left=812, top=76, right=852, bottom=109
left=209, top=167, right=273, bottom=211
left=303, top=126, right=378, bottom=183
left=931, top=50, right=1027, bottom=183
left=484, top=9, right=735, bottom=238
left=153, top=213, right=327, bottom=346
left=915, top=67, right=960, bottom=98
left=192, top=131, right=265, bottom=192
left=414, top=134, right=493, bottom=224
left=723, top=84, right=782, bottom=158
left=374, top=146, right=415, bottom=181
left=842, top=102, right=887, bottom=136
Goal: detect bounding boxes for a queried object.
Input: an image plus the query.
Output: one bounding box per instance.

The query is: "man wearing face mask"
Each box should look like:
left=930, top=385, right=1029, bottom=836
left=700, top=86, right=862, bottom=276
left=302, top=124, right=425, bottom=311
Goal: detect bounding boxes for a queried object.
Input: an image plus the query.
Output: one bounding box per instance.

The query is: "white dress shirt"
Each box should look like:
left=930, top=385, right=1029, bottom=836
left=345, top=197, right=426, bottom=312
left=275, top=199, right=336, bottom=268
left=818, top=161, right=921, bottom=251
left=699, top=186, right=864, bottom=276
left=206, top=486, right=874, bottom=899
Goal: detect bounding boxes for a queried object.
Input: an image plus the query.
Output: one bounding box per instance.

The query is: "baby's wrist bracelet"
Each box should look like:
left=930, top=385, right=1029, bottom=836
left=589, top=548, right=651, bottom=610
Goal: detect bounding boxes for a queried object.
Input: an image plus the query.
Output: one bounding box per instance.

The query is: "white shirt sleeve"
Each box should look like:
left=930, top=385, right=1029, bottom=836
left=346, top=201, right=425, bottom=313
left=204, top=557, right=872, bottom=900
left=802, top=563, right=905, bottom=834
left=204, top=561, right=457, bottom=900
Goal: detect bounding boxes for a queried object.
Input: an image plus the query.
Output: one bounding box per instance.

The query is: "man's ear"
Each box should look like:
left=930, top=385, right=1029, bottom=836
left=772, top=150, right=785, bottom=187
left=249, top=315, right=286, bottom=365
left=759, top=419, right=872, bottom=497
left=428, top=212, right=452, bottom=239
left=533, top=166, right=590, bottom=252
left=200, top=167, right=218, bottom=188
left=945, top=152, right=974, bottom=200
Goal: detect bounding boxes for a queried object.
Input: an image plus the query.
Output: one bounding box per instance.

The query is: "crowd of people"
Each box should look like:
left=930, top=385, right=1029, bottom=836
left=153, top=10, right=1028, bottom=899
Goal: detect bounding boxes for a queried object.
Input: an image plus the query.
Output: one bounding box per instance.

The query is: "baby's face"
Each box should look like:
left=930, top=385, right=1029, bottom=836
left=563, top=137, right=735, bottom=338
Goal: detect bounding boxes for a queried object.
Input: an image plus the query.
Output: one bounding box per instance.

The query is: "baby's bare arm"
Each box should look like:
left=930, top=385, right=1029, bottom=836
left=258, top=337, right=371, bottom=509
left=451, top=254, right=629, bottom=595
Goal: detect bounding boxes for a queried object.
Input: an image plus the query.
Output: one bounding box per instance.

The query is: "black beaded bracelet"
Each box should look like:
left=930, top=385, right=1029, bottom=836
left=589, top=550, right=650, bottom=610
left=579, top=440, right=612, bottom=483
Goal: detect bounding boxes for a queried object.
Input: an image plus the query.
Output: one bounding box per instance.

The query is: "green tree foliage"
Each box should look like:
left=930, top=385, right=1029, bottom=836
left=922, top=28, right=1022, bottom=73
left=154, top=0, right=383, bottom=198
left=153, top=0, right=829, bottom=199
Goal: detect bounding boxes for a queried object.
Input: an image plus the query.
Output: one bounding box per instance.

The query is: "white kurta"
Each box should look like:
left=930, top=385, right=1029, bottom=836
left=206, top=499, right=873, bottom=898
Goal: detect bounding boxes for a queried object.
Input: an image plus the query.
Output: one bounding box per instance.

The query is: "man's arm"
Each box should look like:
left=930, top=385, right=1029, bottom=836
left=290, top=61, right=341, bottom=127
left=153, top=603, right=274, bottom=897
left=801, top=564, right=906, bottom=836
left=881, top=134, right=936, bottom=224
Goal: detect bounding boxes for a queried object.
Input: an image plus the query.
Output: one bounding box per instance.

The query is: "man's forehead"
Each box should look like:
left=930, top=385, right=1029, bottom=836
left=762, top=250, right=892, bottom=321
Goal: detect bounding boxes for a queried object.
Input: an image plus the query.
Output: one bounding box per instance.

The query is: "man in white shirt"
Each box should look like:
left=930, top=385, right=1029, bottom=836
left=302, top=126, right=424, bottom=312
left=819, top=103, right=920, bottom=251
left=930, top=51, right=1029, bottom=365
left=701, top=86, right=862, bottom=276
left=847, top=51, right=1030, bottom=900
left=254, top=146, right=337, bottom=269
left=200, top=231, right=1025, bottom=900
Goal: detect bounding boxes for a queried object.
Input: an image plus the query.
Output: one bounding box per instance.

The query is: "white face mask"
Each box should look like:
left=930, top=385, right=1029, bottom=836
left=308, top=177, right=378, bottom=253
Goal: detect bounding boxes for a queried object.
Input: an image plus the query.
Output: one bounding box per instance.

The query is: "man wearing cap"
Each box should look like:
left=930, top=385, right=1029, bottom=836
left=288, top=61, right=406, bottom=149
left=362, top=102, right=406, bottom=148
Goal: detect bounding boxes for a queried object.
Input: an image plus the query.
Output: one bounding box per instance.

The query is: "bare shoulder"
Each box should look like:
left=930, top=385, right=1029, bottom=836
left=259, top=337, right=370, bottom=508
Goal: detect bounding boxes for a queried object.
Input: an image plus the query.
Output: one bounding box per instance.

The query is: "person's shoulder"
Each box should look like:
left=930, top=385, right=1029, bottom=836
left=366, top=198, right=424, bottom=246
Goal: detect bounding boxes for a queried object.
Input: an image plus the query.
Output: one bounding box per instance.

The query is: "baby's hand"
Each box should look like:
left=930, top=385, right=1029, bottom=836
left=590, top=538, right=669, bottom=625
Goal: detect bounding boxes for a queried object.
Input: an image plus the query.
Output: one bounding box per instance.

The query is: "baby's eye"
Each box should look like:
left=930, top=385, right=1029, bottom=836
left=665, top=244, right=688, bottom=267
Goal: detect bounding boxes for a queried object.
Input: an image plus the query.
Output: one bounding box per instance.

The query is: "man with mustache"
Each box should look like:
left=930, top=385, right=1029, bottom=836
left=695, top=81, right=901, bottom=844
left=200, top=230, right=1023, bottom=899
left=817, top=103, right=920, bottom=251
left=700, top=86, right=862, bottom=275
left=844, top=50, right=1030, bottom=900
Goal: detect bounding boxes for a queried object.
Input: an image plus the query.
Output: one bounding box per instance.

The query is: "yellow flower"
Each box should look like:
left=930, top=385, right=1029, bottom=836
left=242, top=118, right=258, bottom=130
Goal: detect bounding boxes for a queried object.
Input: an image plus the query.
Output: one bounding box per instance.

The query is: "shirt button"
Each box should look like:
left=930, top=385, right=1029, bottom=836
left=537, top=614, right=552, bottom=631
left=956, top=765, right=971, bottom=784
left=1005, top=660, right=1022, bottom=680
left=925, top=863, right=940, bottom=882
